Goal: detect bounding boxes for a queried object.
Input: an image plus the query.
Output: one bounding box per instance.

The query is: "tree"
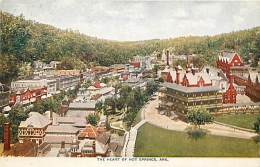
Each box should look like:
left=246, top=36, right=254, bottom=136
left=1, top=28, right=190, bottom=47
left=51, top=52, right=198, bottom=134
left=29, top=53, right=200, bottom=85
left=86, top=114, right=99, bottom=126
left=254, top=116, right=260, bottom=133
left=186, top=107, right=213, bottom=128
left=146, top=80, right=159, bottom=96
left=158, top=77, right=164, bottom=83
left=95, top=101, right=103, bottom=113
left=152, top=64, right=160, bottom=77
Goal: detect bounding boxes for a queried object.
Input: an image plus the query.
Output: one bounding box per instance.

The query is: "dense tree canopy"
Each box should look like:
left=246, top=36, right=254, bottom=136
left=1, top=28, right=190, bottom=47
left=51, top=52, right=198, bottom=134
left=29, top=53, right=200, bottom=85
left=1, top=11, right=260, bottom=84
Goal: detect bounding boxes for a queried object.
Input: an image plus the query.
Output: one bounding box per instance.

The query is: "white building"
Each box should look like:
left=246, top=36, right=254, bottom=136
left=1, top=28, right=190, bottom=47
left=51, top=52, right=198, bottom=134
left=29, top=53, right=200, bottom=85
left=11, top=79, right=57, bottom=95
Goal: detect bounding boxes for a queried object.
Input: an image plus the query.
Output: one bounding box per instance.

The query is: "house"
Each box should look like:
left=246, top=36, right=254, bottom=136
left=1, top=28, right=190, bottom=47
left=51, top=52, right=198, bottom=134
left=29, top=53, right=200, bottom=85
left=78, top=124, right=106, bottom=140
left=70, top=133, right=110, bottom=157
left=18, top=112, right=51, bottom=145
left=9, top=87, right=47, bottom=106
left=202, top=66, right=237, bottom=104
left=56, top=75, right=80, bottom=92
left=66, top=101, right=96, bottom=118
left=123, top=77, right=147, bottom=90
left=77, top=82, right=115, bottom=102
left=11, top=79, right=57, bottom=95
left=217, top=51, right=248, bottom=79
left=44, top=125, right=79, bottom=145
left=55, top=70, right=81, bottom=76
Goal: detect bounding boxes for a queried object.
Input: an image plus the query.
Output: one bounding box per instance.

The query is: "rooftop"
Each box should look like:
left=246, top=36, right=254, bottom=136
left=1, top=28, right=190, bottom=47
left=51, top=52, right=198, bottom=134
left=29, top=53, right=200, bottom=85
left=161, top=82, right=220, bottom=93
left=19, top=112, right=51, bottom=128
left=69, top=101, right=96, bottom=109
left=45, top=125, right=79, bottom=134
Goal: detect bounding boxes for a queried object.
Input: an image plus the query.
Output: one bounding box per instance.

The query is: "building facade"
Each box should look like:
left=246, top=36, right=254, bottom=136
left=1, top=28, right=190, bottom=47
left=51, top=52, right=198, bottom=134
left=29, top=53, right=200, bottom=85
left=216, top=51, right=248, bottom=79
left=159, top=82, right=222, bottom=118
left=18, top=112, right=51, bottom=145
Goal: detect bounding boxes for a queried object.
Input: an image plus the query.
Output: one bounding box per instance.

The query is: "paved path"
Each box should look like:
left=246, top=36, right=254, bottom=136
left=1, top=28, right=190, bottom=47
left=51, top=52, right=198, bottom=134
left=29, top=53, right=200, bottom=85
left=122, top=120, right=147, bottom=157
left=143, top=94, right=257, bottom=139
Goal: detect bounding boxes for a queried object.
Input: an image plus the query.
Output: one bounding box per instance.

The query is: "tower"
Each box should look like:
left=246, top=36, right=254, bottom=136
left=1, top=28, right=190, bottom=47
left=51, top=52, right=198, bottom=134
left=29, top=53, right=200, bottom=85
left=3, top=123, right=11, bottom=151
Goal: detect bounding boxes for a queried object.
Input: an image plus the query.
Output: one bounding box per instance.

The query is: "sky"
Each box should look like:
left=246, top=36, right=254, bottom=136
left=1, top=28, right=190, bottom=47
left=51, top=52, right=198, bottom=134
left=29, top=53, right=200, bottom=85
left=0, top=0, right=260, bottom=41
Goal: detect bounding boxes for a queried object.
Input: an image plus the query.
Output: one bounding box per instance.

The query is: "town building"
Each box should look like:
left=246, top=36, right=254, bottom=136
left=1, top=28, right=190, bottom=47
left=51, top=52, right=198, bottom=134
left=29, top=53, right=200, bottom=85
left=56, top=75, right=80, bottom=92
left=78, top=124, right=106, bottom=140
left=18, top=112, right=51, bottom=145
left=245, top=71, right=260, bottom=101
left=44, top=125, right=79, bottom=145
left=202, top=66, right=237, bottom=104
left=9, top=87, right=47, bottom=106
left=11, top=78, right=57, bottom=95
left=159, top=67, right=222, bottom=118
left=55, top=70, right=81, bottom=76
left=70, top=133, right=110, bottom=157
left=77, top=82, right=115, bottom=102
left=217, top=51, right=248, bottom=79
left=66, top=101, right=96, bottom=118
left=159, top=82, right=222, bottom=117
left=122, top=77, right=147, bottom=90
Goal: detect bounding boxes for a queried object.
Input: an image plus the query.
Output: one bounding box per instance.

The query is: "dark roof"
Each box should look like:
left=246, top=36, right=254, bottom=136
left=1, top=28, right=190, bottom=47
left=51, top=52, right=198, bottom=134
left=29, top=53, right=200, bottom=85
left=161, top=82, right=220, bottom=93
left=96, top=133, right=110, bottom=145
left=108, top=142, right=123, bottom=156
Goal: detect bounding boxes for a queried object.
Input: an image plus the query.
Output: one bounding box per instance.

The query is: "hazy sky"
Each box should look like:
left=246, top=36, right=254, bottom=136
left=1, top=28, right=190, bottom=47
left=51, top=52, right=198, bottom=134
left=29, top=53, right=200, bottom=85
left=0, top=0, right=260, bottom=41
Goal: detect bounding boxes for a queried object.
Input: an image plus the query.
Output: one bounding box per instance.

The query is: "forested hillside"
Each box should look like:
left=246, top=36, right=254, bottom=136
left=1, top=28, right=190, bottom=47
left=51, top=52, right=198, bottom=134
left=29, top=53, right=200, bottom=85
left=1, top=11, right=260, bottom=84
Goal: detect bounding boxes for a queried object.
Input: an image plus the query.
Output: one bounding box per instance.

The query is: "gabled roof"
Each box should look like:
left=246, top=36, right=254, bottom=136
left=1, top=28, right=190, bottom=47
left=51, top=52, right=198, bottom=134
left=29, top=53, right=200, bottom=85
left=19, top=112, right=51, bottom=128
left=218, top=51, right=240, bottom=63
left=79, top=124, right=98, bottom=139
left=184, top=72, right=211, bottom=85
left=161, top=82, right=220, bottom=93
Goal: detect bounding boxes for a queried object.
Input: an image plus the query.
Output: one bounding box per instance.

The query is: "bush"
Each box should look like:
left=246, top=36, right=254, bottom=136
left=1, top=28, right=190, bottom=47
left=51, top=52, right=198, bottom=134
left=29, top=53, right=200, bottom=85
left=186, top=127, right=207, bottom=140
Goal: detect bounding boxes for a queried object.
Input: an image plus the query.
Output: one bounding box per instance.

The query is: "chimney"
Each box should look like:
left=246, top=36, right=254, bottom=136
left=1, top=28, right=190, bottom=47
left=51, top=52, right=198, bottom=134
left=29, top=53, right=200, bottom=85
left=3, top=123, right=11, bottom=152
left=175, top=67, right=180, bottom=84
left=206, top=68, right=209, bottom=74
left=50, top=110, right=53, bottom=121
left=191, top=68, right=195, bottom=75
left=166, top=50, right=169, bottom=66
left=186, top=55, right=189, bottom=67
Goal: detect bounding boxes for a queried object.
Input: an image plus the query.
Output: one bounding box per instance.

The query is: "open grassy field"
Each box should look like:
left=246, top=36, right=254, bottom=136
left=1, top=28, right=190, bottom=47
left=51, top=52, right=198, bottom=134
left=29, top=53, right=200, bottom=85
left=215, top=113, right=260, bottom=129
left=135, top=123, right=260, bottom=157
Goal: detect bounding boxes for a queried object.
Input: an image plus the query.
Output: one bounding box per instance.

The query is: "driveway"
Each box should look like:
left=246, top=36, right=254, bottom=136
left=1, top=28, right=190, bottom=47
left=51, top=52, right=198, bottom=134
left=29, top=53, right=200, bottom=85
left=142, top=94, right=257, bottom=139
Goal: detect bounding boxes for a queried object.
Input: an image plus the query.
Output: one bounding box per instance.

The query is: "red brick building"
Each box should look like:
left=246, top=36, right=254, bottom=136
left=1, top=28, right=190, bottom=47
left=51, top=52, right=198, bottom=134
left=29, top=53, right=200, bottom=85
left=9, top=87, right=47, bottom=106
left=217, top=51, right=247, bottom=79
left=245, top=73, right=260, bottom=101
left=222, top=76, right=237, bottom=104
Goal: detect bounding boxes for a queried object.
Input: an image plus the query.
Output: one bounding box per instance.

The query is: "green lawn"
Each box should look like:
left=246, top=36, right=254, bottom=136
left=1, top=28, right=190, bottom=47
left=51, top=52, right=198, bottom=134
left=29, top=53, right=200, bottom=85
left=215, top=113, right=260, bottom=129
left=135, top=123, right=260, bottom=157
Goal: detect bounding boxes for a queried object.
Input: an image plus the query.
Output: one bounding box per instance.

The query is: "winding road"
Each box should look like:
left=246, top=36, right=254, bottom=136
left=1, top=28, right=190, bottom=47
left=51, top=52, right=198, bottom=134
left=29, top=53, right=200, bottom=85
left=122, top=93, right=257, bottom=157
